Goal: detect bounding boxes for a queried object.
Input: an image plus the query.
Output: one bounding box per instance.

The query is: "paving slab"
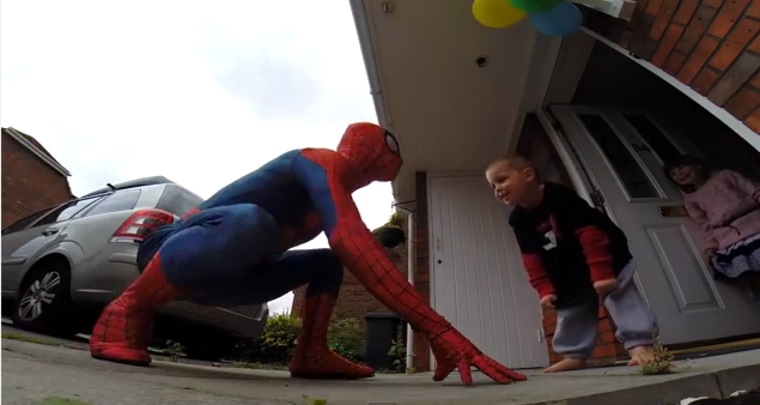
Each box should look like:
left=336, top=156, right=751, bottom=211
left=2, top=338, right=760, bottom=405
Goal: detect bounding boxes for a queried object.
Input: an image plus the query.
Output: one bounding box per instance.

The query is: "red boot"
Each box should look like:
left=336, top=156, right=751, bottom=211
left=89, top=255, right=181, bottom=366
left=289, top=295, right=375, bottom=379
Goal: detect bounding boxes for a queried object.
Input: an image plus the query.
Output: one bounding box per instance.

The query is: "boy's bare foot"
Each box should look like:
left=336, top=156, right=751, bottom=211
left=628, top=345, right=656, bottom=366
left=542, top=357, right=587, bottom=373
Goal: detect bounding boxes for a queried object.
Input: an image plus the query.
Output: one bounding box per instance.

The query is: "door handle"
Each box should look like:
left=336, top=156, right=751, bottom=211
left=41, top=229, right=60, bottom=236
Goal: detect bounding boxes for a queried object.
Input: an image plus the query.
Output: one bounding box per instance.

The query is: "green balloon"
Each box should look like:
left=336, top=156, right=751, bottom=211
left=510, top=0, right=562, bottom=13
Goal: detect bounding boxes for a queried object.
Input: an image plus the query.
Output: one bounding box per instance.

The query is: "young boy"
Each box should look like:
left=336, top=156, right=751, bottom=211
left=485, top=155, right=658, bottom=372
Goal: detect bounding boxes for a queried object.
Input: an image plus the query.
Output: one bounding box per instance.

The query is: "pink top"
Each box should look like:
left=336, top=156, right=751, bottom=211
left=683, top=169, right=760, bottom=253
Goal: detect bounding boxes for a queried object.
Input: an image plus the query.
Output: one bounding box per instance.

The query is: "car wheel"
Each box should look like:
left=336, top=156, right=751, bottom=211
left=12, top=259, right=76, bottom=337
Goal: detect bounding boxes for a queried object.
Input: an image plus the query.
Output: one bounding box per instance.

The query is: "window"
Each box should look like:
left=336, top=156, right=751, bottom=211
left=157, top=186, right=203, bottom=215
left=623, top=115, right=681, bottom=162
left=578, top=114, right=659, bottom=199
left=82, top=189, right=142, bottom=217
left=1, top=207, right=57, bottom=235
left=34, top=196, right=103, bottom=227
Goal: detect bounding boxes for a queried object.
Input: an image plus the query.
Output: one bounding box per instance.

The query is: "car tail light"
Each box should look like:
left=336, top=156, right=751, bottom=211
left=110, top=209, right=175, bottom=243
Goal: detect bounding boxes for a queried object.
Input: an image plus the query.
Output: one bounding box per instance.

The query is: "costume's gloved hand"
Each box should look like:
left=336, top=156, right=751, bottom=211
left=427, top=327, right=527, bottom=386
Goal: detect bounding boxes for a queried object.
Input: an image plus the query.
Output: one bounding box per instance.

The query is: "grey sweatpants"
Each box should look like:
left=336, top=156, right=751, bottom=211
left=552, top=260, right=659, bottom=359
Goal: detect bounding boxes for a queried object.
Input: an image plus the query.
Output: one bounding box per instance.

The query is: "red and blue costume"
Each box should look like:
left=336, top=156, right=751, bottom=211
left=88, top=123, right=526, bottom=386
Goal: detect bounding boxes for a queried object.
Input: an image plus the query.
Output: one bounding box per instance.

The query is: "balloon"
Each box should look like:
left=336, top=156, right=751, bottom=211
left=510, top=0, right=561, bottom=13
left=529, top=0, right=582, bottom=36
left=472, top=0, right=527, bottom=29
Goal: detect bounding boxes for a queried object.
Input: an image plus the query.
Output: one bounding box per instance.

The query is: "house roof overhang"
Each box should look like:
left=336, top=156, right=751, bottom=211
left=349, top=0, right=566, bottom=210
left=2, top=127, right=72, bottom=177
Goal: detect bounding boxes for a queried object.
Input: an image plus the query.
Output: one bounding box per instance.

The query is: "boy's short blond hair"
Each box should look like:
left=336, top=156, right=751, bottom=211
left=487, top=154, right=539, bottom=180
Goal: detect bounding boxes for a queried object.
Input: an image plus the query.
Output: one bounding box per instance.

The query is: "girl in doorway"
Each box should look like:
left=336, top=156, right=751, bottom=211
left=663, top=154, right=760, bottom=280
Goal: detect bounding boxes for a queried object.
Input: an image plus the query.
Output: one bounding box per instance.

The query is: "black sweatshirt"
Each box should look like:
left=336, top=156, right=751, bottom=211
left=508, top=182, right=633, bottom=308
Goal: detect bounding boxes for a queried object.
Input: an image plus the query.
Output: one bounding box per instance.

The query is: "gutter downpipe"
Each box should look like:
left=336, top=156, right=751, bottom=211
left=394, top=205, right=416, bottom=374
left=348, top=0, right=401, bottom=199
left=350, top=0, right=414, bottom=370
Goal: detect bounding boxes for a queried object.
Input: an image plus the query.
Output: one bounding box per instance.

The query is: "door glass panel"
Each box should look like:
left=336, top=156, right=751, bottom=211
left=577, top=114, right=659, bottom=199
left=623, top=114, right=681, bottom=162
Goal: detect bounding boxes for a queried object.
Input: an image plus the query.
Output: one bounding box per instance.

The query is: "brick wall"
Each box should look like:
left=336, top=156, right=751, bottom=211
left=290, top=222, right=411, bottom=327
left=1, top=134, right=72, bottom=228
left=584, top=0, right=760, bottom=134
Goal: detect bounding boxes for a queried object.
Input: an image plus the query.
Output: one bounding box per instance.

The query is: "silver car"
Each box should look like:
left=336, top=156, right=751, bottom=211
left=1, top=176, right=268, bottom=357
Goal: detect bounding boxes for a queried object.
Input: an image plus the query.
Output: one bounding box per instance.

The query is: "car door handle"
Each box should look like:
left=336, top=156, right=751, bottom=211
left=41, top=229, right=60, bottom=236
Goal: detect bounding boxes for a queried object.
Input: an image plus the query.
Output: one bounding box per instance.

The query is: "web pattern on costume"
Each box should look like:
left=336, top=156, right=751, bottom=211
left=300, top=128, right=527, bottom=385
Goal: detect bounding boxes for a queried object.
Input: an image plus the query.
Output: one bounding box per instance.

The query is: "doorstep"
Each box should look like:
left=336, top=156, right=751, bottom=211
left=151, top=351, right=760, bottom=405
left=2, top=338, right=759, bottom=405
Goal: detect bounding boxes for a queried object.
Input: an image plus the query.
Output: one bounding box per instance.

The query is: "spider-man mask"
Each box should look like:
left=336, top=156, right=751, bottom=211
left=337, top=122, right=403, bottom=189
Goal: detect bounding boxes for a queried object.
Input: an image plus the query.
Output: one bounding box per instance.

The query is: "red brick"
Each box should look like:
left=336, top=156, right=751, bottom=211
left=651, top=24, right=686, bottom=66
left=677, top=6, right=720, bottom=54
left=750, top=35, right=760, bottom=53
left=674, top=0, right=701, bottom=25
left=752, top=71, right=760, bottom=88
left=748, top=0, right=760, bottom=18
left=648, top=0, right=677, bottom=41
left=620, top=30, right=634, bottom=48
left=725, top=87, right=760, bottom=118
left=628, top=0, right=651, bottom=30
left=704, top=0, right=725, bottom=8
left=592, top=343, right=619, bottom=358
left=645, top=0, right=663, bottom=14
left=1, top=131, right=73, bottom=228
left=600, top=331, right=617, bottom=344
left=677, top=36, right=721, bottom=83
left=744, top=105, right=760, bottom=132
left=708, top=52, right=760, bottom=105
left=693, top=68, right=722, bottom=93
left=709, top=18, right=760, bottom=71
left=664, top=50, right=689, bottom=74
left=630, top=13, right=659, bottom=55
left=708, top=0, right=753, bottom=38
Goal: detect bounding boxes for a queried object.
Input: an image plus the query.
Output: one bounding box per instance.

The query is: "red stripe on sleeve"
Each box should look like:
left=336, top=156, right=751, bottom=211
left=575, top=225, right=616, bottom=282
left=522, top=253, right=555, bottom=298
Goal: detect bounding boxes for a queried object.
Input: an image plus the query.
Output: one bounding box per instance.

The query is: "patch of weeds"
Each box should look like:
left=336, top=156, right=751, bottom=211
left=231, top=361, right=288, bottom=371
left=163, top=340, right=185, bottom=362
left=302, top=395, right=328, bottom=405
left=640, top=336, right=673, bottom=376
left=181, top=386, right=221, bottom=396
left=36, top=396, right=95, bottom=405
left=387, top=339, right=407, bottom=373
left=2, top=332, right=61, bottom=347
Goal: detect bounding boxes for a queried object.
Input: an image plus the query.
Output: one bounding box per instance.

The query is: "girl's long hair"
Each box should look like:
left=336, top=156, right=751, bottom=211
left=662, top=154, right=714, bottom=194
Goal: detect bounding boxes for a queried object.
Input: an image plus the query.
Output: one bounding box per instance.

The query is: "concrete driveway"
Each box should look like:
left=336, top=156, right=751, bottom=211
left=3, top=330, right=760, bottom=405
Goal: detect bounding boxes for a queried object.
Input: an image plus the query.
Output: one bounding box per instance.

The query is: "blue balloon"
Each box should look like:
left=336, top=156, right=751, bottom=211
left=529, top=0, right=582, bottom=36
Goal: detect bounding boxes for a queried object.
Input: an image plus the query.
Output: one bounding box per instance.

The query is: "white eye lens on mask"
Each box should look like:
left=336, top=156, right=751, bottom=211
left=385, top=130, right=400, bottom=155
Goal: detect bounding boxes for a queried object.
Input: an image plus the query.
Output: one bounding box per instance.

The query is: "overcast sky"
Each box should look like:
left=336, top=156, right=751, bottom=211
left=1, top=0, right=396, bottom=314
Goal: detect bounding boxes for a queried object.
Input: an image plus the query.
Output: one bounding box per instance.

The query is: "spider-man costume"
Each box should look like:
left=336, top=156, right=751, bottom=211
left=88, top=122, right=526, bottom=386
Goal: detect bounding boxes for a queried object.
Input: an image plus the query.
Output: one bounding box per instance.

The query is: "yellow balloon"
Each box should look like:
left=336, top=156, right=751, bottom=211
left=472, top=0, right=527, bottom=29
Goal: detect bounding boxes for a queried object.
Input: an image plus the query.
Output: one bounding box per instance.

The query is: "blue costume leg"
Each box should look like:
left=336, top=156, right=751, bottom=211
left=158, top=204, right=282, bottom=299
left=193, top=249, right=344, bottom=307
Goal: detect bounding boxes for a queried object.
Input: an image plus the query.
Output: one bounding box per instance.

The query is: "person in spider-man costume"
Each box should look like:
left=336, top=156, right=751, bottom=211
left=88, top=122, right=527, bottom=386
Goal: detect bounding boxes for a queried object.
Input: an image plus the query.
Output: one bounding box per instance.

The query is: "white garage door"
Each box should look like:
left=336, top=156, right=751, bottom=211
left=429, top=174, right=549, bottom=369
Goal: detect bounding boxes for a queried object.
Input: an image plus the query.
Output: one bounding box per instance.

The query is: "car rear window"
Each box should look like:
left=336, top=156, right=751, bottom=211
left=157, top=185, right=203, bottom=216
left=81, top=189, right=142, bottom=217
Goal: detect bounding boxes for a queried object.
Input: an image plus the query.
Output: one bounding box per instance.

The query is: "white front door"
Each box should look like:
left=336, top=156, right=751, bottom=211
left=550, top=105, right=760, bottom=345
left=428, top=174, right=549, bottom=369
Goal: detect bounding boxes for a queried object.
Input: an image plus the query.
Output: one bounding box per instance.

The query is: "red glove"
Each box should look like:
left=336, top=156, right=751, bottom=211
left=428, top=328, right=527, bottom=385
